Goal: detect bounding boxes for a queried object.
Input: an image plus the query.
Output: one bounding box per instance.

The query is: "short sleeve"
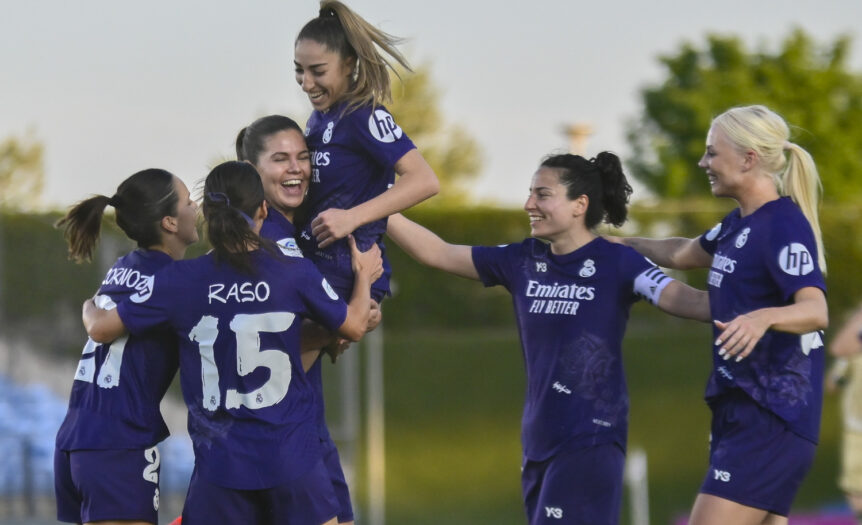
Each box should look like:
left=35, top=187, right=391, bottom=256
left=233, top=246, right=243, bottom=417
left=763, top=213, right=826, bottom=302
left=699, top=221, right=724, bottom=256
left=472, top=243, right=519, bottom=289
left=117, top=268, right=176, bottom=335
left=348, top=106, right=416, bottom=169
left=295, top=259, right=349, bottom=332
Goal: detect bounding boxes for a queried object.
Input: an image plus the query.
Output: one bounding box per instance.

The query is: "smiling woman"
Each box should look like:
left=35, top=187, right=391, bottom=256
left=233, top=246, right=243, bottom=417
left=616, top=105, right=828, bottom=525
left=385, top=151, right=711, bottom=525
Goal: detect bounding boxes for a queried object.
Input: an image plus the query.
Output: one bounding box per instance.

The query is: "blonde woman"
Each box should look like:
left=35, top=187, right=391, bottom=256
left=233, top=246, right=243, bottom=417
left=616, top=105, right=828, bottom=525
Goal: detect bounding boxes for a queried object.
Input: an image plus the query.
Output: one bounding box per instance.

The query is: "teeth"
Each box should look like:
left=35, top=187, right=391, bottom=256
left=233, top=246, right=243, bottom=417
left=282, top=180, right=302, bottom=187
left=529, top=216, right=542, bottom=223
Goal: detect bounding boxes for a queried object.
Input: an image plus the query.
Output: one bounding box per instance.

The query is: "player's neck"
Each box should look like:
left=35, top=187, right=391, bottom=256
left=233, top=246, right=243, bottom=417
left=548, top=229, right=596, bottom=256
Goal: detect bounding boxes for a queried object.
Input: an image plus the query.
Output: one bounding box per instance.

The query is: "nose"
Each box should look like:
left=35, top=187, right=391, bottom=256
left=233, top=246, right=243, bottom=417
left=524, top=194, right=536, bottom=211
left=697, top=153, right=708, bottom=169
left=300, top=71, right=314, bottom=92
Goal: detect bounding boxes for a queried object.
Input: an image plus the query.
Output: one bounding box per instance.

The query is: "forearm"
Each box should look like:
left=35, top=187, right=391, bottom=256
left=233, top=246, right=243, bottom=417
left=352, top=150, right=439, bottom=227
left=750, top=294, right=828, bottom=335
left=340, top=274, right=372, bottom=342
left=657, top=281, right=711, bottom=322
left=622, top=237, right=705, bottom=270
left=82, top=298, right=127, bottom=343
left=387, top=214, right=479, bottom=280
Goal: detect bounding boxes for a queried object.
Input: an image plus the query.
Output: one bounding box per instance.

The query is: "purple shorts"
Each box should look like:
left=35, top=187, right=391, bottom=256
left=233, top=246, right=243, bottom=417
left=181, top=457, right=339, bottom=525
left=321, top=437, right=354, bottom=523
left=55, top=446, right=161, bottom=524
left=521, top=442, right=625, bottom=525
left=700, top=390, right=816, bottom=516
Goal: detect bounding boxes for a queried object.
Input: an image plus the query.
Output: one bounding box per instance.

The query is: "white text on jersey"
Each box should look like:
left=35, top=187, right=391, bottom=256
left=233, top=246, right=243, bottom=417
left=208, top=282, right=271, bottom=304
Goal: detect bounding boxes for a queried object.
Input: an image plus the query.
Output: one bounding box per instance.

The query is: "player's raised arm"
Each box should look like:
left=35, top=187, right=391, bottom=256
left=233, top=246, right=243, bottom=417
left=386, top=213, right=479, bottom=281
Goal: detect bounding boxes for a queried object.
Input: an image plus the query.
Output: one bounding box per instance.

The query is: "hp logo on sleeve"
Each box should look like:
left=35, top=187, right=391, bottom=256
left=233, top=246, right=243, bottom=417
left=778, top=243, right=814, bottom=276
left=368, top=109, right=403, bottom=143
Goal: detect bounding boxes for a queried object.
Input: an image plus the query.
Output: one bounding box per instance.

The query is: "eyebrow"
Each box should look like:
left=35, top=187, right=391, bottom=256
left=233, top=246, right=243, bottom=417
left=294, top=60, right=328, bottom=69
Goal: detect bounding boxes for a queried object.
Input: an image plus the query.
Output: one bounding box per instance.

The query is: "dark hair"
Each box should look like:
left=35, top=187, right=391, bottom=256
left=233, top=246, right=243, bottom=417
left=56, top=168, right=177, bottom=262
left=296, top=0, right=411, bottom=114
left=202, top=161, right=273, bottom=274
left=539, top=152, right=632, bottom=228
left=236, top=115, right=304, bottom=165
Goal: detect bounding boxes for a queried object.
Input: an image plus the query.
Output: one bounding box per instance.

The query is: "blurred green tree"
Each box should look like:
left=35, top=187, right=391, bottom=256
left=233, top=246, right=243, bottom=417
left=388, top=64, right=482, bottom=204
left=626, top=29, right=862, bottom=202
left=0, top=133, right=44, bottom=210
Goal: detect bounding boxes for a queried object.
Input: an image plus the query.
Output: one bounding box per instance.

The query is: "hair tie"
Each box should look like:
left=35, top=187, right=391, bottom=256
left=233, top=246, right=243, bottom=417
left=783, top=141, right=793, bottom=151
left=207, top=192, right=230, bottom=205
left=108, top=194, right=121, bottom=208
left=207, top=191, right=256, bottom=227
left=319, top=6, right=337, bottom=17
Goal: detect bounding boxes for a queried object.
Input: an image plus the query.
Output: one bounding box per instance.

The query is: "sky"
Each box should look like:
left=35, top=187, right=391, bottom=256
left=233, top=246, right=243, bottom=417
left=2, top=0, right=862, bottom=209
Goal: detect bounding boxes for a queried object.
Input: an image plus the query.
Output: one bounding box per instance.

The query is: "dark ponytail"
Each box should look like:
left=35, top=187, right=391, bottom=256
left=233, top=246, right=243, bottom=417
left=202, top=161, right=273, bottom=274
left=539, top=151, right=632, bottom=228
left=56, top=168, right=177, bottom=262
left=235, top=115, right=304, bottom=164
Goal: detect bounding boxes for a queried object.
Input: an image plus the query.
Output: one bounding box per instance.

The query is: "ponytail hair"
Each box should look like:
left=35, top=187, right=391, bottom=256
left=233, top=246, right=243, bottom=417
left=202, top=161, right=272, bottom=274
left=540, top=151, right=633, bottom=229
left=56, top=168, right=177, bottom=262
left=711, top=105, right=825, bottom=273
left=236, top=115, right=304, bottom=165
left=297, top=0, right=411, bottom=115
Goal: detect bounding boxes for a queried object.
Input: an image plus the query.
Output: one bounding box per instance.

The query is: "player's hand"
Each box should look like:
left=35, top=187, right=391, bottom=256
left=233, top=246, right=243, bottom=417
left=323, top=338, right=352, bottom=364
left=714, top=311, right=771, bottom=362
left=348, top=235, right=383, bottom=282
left=311, top=208, right=359, bottom=249
left=367, top=300, right=382, bottom=332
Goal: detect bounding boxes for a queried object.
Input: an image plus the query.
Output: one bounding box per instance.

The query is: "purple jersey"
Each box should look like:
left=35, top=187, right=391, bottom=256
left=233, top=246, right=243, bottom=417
left=117, top=250, right=348, bottom=490
left=472, top=237, right=661, bottom=461
left=299, top=101, right=416, bottom=296
left=699, top=197, right=826, bottom=442
left=56, top=249, right=178, bottom=451
left=258, top=212, right=330, bottom=440
left=261, top=210, right=303, bottom=258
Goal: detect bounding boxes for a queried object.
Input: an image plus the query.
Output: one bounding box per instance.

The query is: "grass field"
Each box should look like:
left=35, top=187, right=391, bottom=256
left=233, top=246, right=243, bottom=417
left=326, top=305, right=845, bottom=524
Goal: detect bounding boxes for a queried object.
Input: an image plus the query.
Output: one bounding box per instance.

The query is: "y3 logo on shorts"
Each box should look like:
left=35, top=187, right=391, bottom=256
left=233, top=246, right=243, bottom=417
left=713, top=469, right=731, bottom=482
left=545, top=506, right=563, bottom=519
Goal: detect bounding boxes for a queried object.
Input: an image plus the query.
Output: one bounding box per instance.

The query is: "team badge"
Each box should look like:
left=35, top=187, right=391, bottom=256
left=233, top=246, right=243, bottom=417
left=579, top=259, right=596, bottom=278
left=735, top=227, right=750, bottom=248
left=276, top=237, right=303, bottom=257
left=322, top=121, right=334, bottom=144
left=705, top=222, right=722, bottom=241
left=368, top=109, right=403, bottom=143
left=778, top=243, right=814, bottom=276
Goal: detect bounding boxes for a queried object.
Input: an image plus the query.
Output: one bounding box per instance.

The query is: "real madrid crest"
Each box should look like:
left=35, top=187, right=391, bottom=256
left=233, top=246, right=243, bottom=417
left=322, top=121, right=334, bottom=144
left=735, top=227, right=750, bottom=249
left=579, top=259, right=596, bottom=278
